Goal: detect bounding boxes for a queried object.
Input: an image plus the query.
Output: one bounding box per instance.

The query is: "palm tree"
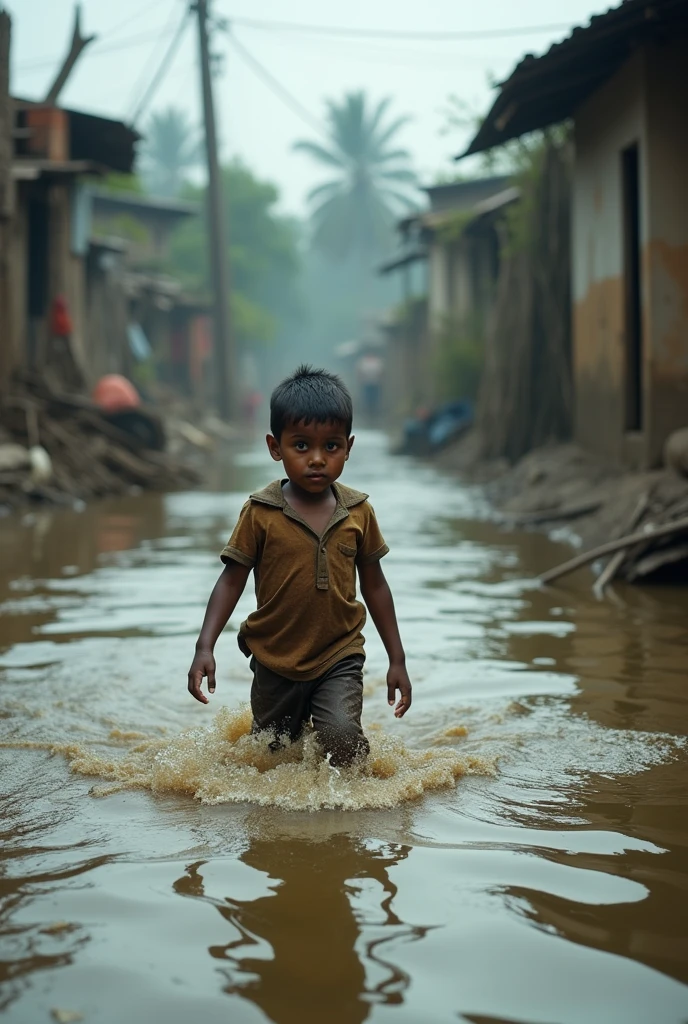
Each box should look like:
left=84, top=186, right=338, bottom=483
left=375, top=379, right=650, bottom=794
left=139, top=107, right=202, bottom=198
left=294, top=92, right=418, bottom=260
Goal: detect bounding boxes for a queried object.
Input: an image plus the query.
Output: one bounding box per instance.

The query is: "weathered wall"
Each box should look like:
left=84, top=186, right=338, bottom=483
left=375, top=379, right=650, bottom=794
left=48, top=182, right=88, bottom=381
left=573, top=34, right=688, bottom=469
left=572, top=52, right=647, bottom=464
left=644, top=34, right=688, bottom=465
left=0, top=11, right=12, bottom=390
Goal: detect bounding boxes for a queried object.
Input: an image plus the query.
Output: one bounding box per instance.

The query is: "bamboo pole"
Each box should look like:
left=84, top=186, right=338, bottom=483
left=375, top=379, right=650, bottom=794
left=592, top=491, right=649, bottom=596
left=540, top=516, right=688, bottom=585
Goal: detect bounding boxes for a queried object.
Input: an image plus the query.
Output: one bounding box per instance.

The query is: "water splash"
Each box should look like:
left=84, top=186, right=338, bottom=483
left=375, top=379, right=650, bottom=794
left=7, top=706, right=495, bottom=812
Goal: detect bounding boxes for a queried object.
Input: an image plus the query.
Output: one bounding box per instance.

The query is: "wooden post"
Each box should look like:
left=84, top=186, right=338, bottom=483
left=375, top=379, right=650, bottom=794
left=0, top=11, right=13, bottom=392
left=195, top=0, right=236, bottom=421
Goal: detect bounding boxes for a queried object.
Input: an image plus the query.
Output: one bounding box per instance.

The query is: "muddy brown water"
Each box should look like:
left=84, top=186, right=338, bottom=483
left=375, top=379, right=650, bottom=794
left=1, top=433, right=687, bottom=1024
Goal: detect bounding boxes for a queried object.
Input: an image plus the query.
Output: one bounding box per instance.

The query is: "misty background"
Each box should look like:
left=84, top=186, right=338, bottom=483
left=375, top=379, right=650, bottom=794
left=10, top=0, right=604, bottom=392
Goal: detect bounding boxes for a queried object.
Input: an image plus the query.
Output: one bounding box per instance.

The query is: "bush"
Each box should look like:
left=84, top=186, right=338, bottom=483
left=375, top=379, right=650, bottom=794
left=433, top=314, right=483, bottom=401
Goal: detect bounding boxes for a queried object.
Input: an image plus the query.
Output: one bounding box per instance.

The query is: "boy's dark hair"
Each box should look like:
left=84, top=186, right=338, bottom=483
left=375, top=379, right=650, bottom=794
left=270, top=364, right=353, bottom=438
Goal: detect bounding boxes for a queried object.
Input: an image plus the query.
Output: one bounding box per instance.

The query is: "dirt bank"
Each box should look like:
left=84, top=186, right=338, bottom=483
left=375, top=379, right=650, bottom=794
left=437, top=433, right=688, bottom=584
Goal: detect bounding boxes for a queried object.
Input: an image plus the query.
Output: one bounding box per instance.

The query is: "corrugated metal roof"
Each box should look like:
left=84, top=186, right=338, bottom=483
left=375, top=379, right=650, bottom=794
left=461, top=0, right=688, bottom=157
left=89, top=188, right=198, bottom=218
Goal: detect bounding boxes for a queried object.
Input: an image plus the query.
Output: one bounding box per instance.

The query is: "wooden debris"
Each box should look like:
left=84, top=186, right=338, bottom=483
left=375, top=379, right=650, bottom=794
left=502, top=498, right=602, bottom=525
left=540, top=516, right=688, bottom=585
left=593, top=491, right=649, bottom=596
left=0, top=374, right=200, bottom=509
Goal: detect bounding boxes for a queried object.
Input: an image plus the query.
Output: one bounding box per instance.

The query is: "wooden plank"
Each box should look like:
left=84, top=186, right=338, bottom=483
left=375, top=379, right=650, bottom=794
left=540, top=516, right=688, bottom=585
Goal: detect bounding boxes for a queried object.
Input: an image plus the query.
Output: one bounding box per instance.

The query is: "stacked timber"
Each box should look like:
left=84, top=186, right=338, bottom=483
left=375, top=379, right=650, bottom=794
left=0, top=374, right=200, bottom=510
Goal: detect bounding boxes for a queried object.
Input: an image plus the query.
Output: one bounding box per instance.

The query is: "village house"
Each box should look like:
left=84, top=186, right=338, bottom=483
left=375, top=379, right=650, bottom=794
left=379, top=175, right=516, bottom=420
left=86, top=188, right=212, bottom=405
left=2, top=92, right=210, bottom=406
left=464, top=0, right=688, bottom=470
left=6, top=100, right=138, bottom=388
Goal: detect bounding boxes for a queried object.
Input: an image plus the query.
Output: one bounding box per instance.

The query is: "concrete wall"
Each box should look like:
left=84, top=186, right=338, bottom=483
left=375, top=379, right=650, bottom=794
left=573, top=34, right=688, bottom=468
left=572, top=51, right=648, bottom=465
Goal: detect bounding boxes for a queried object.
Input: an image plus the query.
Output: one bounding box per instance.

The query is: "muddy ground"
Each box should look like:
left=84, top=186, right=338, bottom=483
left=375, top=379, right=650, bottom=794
left=436, top=432, right=688, bottom=574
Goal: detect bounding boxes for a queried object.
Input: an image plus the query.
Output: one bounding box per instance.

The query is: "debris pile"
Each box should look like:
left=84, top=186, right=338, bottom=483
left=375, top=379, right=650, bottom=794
left=540, top=474, right=688, bottom=589
left=442, top=437, right=688, bottom=588
left=0, top=374, right=201, bottom=511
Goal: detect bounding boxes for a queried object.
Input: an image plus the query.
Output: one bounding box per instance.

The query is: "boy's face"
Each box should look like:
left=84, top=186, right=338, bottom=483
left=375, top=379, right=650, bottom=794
left=266, top=419, right=354, bottom=495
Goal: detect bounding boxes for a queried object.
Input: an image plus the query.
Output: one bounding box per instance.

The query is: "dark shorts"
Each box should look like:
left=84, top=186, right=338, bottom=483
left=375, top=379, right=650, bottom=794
left=250, top=654, right=369, bottom=767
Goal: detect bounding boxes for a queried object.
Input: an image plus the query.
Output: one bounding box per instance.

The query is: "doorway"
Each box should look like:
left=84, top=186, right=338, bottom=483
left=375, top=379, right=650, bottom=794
left=621, top=142, right=643, bottom=432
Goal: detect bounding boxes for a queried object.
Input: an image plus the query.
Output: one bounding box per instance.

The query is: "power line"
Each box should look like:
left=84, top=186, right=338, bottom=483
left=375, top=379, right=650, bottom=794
left=243, top=30, right=506, bottom=70
left=15, top=24, right=180, bottom=73
left=129, top=9, right=192, bottom=124
left=15, top=12, right=575, bottom=76
left=229, top=15, right=574, bottom=42
left=100, top=0, right=174, bottom=42
left=227, top=29, right=328, bottom=138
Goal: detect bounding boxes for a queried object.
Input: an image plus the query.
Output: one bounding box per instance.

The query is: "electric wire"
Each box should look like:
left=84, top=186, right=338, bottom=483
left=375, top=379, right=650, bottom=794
left=227, top=29, right=329, bottom=138
left=128, top=9, right=192, bottom=124
left=228, top=15, right=574, bottom=42
left=17, top=12, right=578, bottom=74
left=16, top=24, right=181, bottom=73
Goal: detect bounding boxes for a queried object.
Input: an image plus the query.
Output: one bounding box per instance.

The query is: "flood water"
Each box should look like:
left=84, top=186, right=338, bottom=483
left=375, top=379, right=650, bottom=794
left=1, top=433, right=688, bottom=1024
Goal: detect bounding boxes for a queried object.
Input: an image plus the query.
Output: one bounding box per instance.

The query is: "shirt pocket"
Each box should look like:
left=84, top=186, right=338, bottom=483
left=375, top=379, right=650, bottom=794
left=331, top=541, right=358, bottom=600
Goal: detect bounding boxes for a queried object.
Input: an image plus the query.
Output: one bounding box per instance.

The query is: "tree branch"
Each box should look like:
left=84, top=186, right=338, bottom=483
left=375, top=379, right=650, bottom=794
left=44, top=4, right=96, bottom=105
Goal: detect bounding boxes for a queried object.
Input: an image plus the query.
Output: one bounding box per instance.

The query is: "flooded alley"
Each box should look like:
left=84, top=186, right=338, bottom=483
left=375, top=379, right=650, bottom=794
left=1, top=434, right=688, bottom=1023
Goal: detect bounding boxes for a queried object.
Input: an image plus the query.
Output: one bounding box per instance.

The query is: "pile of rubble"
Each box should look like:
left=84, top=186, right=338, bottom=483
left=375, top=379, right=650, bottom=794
left=0, top=374, right=201, bottom=512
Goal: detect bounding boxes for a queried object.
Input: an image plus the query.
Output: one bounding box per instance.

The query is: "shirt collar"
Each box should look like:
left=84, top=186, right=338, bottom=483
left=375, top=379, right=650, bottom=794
left=250, top=479, right=369, bottom=509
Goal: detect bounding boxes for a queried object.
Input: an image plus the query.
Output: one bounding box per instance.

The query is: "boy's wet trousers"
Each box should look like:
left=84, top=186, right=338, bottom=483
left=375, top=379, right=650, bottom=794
left=250, top=654, right=369, bottom=767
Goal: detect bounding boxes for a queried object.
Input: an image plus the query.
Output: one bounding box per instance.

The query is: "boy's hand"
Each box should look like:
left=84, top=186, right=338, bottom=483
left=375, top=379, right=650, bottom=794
left=188, top=648, right=216, bottom=704
left=387, top=663, right=412, bottom=718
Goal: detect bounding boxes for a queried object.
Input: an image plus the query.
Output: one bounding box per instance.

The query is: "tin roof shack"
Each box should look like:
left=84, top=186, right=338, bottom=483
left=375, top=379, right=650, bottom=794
left=8, top=100, right=138, bottom=388
left=89, top=189, right=196, bottom=267
left=380, top=176, right=513, bottom=421
left=464, top=0, right=688, bottom=470
left=88, top=190, right=210, bottom=405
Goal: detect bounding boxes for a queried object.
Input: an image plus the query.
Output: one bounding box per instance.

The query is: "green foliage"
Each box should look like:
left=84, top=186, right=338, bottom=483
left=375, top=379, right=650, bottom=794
left=166, top=160, right=303, bottom=346
left=294, top=91, right=419, bottom=261
left=138, top=107, right=202, bottom=198
left=433, top=314, right=484, bottom=401
left=436, top=209, right=476, bottom=245
left=441, top=93, right=570, bottom=176
left=103, top=213, right=149, bottom=246
left=500, top=130, right=570, bottom=257
left=100, top=172, right=145, bottom=194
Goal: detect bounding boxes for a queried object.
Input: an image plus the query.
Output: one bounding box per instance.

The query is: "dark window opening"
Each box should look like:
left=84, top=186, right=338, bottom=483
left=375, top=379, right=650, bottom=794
left=27, top=195, right=49, bottom=319
left=622, top=143, right=643, bottom=432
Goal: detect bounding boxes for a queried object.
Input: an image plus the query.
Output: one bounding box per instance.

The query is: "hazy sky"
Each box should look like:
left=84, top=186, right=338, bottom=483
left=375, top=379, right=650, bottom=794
left=11, top=0, right=604, bottom=214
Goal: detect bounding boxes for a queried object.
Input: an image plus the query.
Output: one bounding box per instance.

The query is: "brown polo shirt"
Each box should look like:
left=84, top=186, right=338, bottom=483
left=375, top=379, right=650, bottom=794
left=220, top=480, right=389, bottom=681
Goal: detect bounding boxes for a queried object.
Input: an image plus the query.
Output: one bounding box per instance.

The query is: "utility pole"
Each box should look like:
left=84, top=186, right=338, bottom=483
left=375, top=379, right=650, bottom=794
left=194, top=0, right=236, bottom=420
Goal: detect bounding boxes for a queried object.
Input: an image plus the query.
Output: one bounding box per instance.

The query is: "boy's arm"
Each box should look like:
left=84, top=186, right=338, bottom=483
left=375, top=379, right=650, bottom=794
left=358, top=560, right=412, bottom=718
left=188, top=561, right=251, bottom=704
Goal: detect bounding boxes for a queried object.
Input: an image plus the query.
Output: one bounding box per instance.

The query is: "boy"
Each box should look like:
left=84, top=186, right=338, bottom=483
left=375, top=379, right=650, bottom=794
left=187, top=365, right=411, bottom=767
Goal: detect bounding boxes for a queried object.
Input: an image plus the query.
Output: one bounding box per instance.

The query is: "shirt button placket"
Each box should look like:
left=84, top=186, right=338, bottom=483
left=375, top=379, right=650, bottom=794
left=318, top=543, right=328, bottom=588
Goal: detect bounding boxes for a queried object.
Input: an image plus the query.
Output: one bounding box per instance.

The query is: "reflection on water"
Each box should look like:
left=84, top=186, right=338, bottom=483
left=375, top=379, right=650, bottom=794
left=1, top=434, right=688, bottom=1023
left=175, top=833, right=413, bottom=1022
